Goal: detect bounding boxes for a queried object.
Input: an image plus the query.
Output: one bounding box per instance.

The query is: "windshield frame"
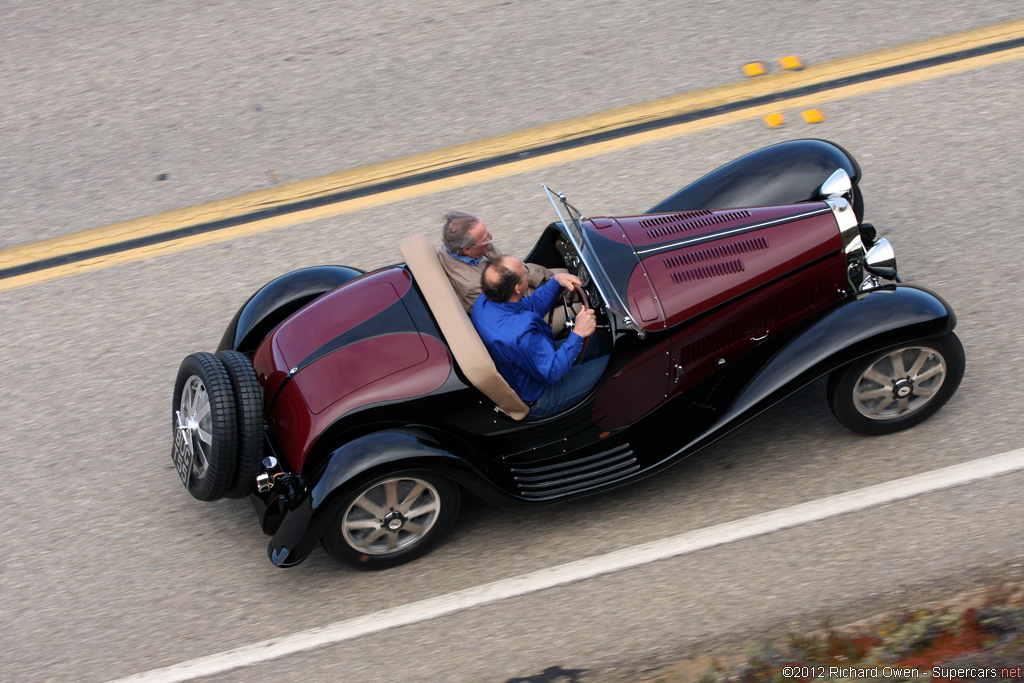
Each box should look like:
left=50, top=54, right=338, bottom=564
left=542, top=185, right=646, bottom=338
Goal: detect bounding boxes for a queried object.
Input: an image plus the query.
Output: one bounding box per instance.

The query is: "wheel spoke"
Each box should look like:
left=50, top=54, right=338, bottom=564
left=386, top=531, right=398, bottom=550
left=345, top=518, right=380, bottom=531
left=916, top=364, right=944, bottom=382
left=397, top=483, right=426, bottom=513
left=907, top=350, right=929, bottom=379
left=191, top=384, right=206, bottom=415
left=384, top=480, right=398, bottom=509
left=196, top=427, right=213, bottom=445
left=867, top=398, right=894, bottom=416
left=183, top=384, right=196, bottom=415
left=863, top=368, right=892, bottom=387
left=855, top=386, right=892, bottom=400
left=195, top=400, right=211, bottom=423
left=352, top=498, right=386, bottom=519
left=406, top=502, right=438, bottom=520
left=888, top=350, right=907, bottom=377
left=355, top=528, right=387, bottom=550
left=403, top=521, right=427, bottom=535
left=191, top=440, right=209, bottom=474
left=914, top=384, right=938, bottom=398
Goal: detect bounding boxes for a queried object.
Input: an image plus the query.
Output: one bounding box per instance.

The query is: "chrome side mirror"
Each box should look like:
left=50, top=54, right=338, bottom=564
left=864, top=238, right=897, bottom=279
left=820, top=168, right=852, bottom=199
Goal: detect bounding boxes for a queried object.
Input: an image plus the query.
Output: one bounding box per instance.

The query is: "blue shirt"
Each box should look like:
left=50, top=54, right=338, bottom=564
left=471, top=278, right=584, bottom=403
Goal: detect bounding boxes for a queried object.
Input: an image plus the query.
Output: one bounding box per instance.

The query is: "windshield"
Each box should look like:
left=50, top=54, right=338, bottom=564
left=542, top=185, right=645, bottom=338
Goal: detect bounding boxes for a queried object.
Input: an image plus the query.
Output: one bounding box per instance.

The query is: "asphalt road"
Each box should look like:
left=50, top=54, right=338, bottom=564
left=2, top=2, right=1023, bottom=682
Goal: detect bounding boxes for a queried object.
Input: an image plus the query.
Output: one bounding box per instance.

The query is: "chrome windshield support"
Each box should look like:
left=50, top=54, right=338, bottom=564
left=542, top=185, right=647, bottom=338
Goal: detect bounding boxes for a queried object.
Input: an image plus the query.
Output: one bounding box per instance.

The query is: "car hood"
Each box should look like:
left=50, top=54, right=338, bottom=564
left=585, top=203, right=844, bottom=330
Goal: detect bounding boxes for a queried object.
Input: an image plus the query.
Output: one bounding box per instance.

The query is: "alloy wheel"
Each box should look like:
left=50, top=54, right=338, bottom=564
left=179, top=375, right=214, bottom=479
left=852, top=346, right=947, bottom=420
left=341, top=477, right=442, bottom=555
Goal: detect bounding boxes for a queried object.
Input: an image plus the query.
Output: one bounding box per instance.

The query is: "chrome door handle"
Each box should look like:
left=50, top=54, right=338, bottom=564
left=672, top=363, right=683, bottom=383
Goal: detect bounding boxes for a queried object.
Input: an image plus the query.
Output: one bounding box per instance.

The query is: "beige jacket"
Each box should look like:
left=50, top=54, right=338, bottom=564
left=437, top=245, right=552, bottom=312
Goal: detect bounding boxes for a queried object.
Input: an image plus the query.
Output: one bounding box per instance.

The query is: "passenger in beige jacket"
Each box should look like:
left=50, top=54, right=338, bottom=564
left=437, top=211, right=553, bottom=313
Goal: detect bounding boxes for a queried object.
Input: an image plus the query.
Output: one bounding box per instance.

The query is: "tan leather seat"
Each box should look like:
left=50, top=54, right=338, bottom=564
left=399, top=234, right=529, bottom=420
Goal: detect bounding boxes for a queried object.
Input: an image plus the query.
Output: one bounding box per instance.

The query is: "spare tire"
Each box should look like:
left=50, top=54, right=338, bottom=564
left=217, top=350, right=265, bottom=499
left=172, top=352, right=238, bottom=501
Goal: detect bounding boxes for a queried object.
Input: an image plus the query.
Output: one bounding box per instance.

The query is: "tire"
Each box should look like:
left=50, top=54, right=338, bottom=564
left=217, top=350, right=265, bottom=499
left=172, top=352, right=238, bottom=501
left=321, top=472, right=460, bottom=570
left=827, top=332, right=964, bottom=436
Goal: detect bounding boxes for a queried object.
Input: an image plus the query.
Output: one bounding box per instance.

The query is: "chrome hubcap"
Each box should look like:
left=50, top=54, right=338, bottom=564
left=853, top=346, right=947, bottom=420
left=342, top=477, right=441, bottom=555
left=383, top=512, right=407, bottom=531
left=178, top=375, right=214, bottom=478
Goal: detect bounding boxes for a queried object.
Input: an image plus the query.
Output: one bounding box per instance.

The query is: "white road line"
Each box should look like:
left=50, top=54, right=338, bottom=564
left=113, top=447, right=1024, bottom=683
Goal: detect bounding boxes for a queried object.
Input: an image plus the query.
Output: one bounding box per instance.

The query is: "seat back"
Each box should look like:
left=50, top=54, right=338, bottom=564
left=399, top=234, right=529, bottom=420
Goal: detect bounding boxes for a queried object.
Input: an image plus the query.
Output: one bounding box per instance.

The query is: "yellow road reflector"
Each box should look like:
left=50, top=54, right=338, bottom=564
left=780, top=55, right=804, bottom=70
left=3, top=18, right=1024, bottom=293
left=802, top=108, right=826, bottom=123
left=742, top=62, right=766, bottom=77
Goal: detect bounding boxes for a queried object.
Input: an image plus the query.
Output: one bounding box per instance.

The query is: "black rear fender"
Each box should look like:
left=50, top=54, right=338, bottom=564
left=217, top=265, right=365, bottom=354
left=267, top=429, right=475, bottom=568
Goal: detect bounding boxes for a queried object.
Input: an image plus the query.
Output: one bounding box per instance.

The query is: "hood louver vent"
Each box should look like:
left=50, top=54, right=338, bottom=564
left=670, top=259, right=745, bottom=284
left=640, top=210, right=712, bottom=227
left=662, top=236, right=769, bottom=270
left=643, top=209, right=752, bottom=240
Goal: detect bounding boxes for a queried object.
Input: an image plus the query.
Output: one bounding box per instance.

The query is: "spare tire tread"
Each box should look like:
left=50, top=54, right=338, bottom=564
left=217, top=350, right=265, bottom=499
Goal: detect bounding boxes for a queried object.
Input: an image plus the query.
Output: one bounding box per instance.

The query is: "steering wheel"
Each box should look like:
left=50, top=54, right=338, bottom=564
left=568, top=286, right=591, bottom=365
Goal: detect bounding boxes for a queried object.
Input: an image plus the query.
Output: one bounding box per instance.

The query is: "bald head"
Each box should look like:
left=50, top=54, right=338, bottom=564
left=480, top=255, right=527, bottom=303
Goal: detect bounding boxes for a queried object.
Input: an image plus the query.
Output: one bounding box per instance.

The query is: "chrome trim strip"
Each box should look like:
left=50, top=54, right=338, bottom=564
left=635, top=207, right=831, bottom=257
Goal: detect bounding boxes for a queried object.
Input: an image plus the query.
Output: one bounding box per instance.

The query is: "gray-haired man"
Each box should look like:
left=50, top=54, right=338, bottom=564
left=437, top=211, right=552, bottom=313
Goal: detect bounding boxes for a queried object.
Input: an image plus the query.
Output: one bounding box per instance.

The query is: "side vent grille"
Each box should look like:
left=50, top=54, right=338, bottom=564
left=670, top=259, right=745, bottom=284
left=510, top=444, right=638, bottom=499
left=662, top=236, right=769, bottom=269
left=643, top=209, right=752, bottom=240
left=676, top=278, right=836, bottom=364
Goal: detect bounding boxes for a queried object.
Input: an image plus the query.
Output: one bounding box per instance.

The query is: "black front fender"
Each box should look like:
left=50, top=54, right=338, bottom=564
left=723, top=284, right=956, bottom=426
left=267, top=429, right=471, bottom=568
left=649, top=139, right=863, bottom=220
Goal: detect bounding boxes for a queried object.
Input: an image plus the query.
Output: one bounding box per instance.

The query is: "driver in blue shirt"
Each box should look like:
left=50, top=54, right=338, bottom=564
left=471, top=255, right=610, bottom=419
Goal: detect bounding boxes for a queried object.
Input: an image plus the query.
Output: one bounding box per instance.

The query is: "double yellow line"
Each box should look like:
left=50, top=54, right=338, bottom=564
left=3, top=18, right=1023, bottom=293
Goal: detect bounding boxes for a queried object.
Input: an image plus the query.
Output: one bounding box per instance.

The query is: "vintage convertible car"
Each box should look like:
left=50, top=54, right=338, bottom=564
left=171, top=139, right=964, bottom=570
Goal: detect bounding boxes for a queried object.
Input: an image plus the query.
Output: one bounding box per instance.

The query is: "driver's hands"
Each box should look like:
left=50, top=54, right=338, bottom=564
left=553, top=272, right=582, bottom=292
left=573, top=306, right=597, bottom=338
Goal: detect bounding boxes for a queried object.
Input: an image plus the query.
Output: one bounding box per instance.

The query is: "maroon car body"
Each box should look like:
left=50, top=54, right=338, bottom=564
left=171, top=139, right=964, bottom=570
